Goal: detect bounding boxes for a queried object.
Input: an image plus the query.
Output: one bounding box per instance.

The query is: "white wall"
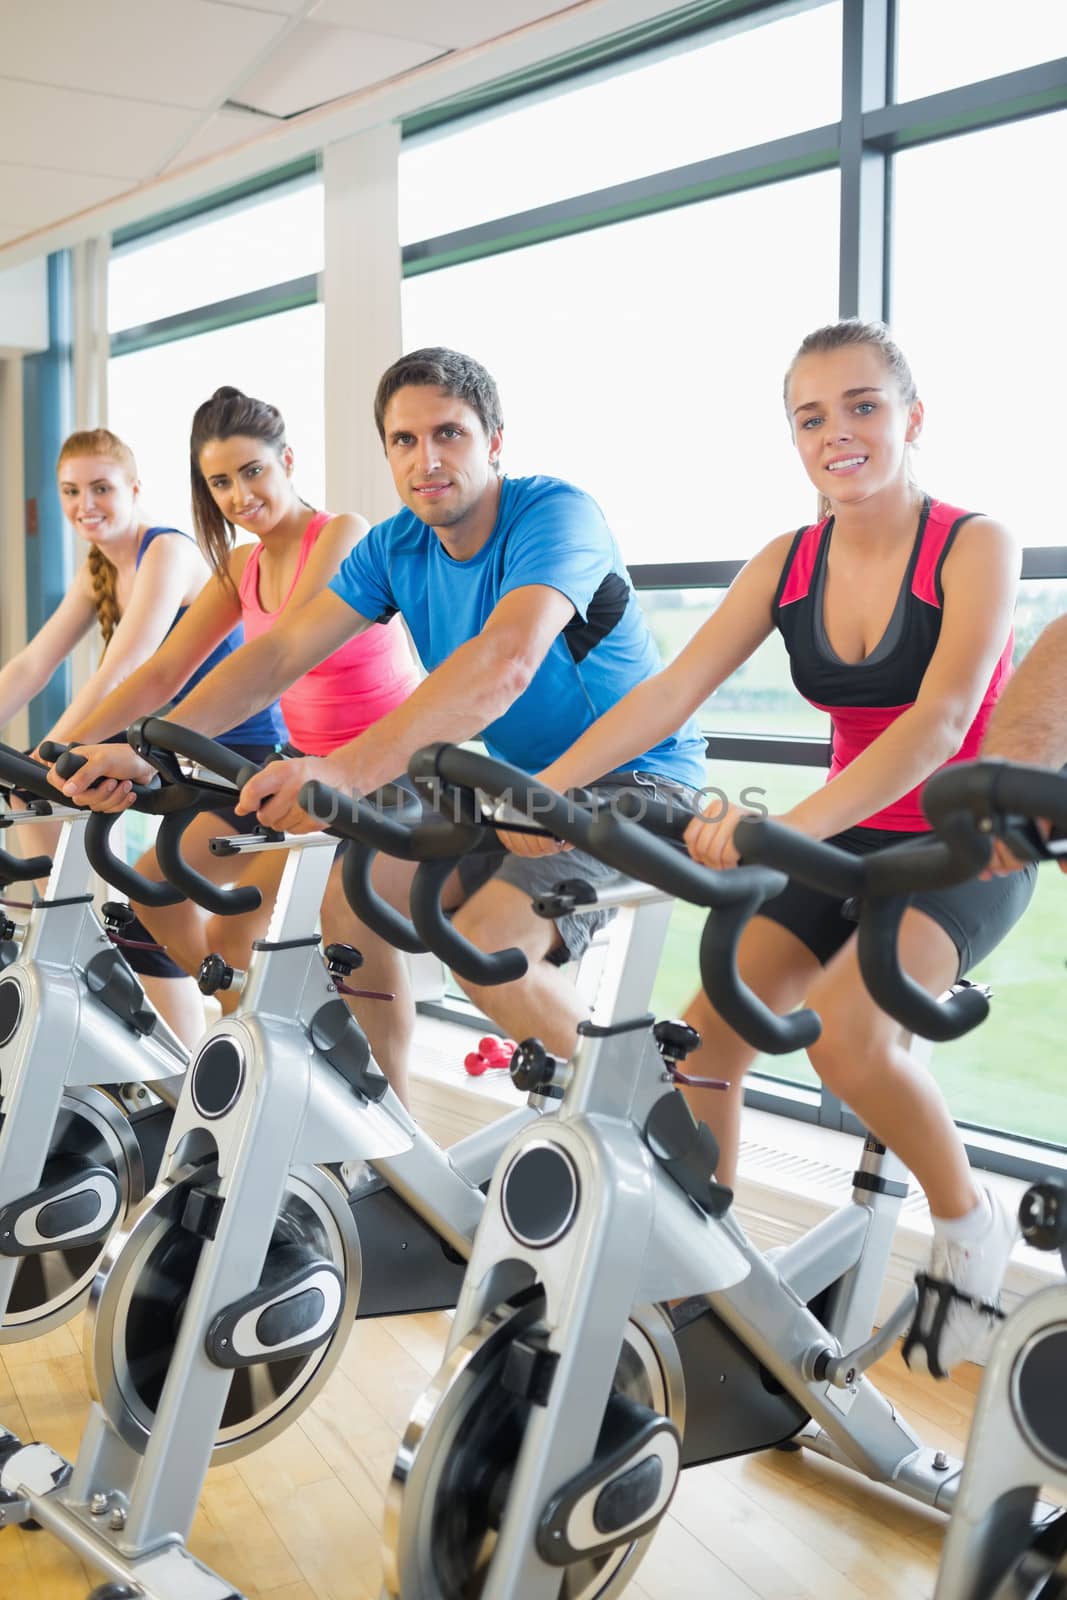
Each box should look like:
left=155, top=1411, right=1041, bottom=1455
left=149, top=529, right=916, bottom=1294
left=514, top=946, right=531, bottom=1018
left=0, top=358, right=30, bottom=748
left=0, top=258, right=48, bottom=357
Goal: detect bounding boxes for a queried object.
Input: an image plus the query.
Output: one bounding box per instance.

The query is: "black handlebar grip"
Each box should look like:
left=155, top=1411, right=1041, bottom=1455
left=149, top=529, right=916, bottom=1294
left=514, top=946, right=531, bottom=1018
left=52, top=748, right=173, bottom=815
left=155, top=800, right=262, bottom=917
left=924, top=759, right=1067, bottom=835
left=410, top=743, right=600, bottom=853
left=698, top=886, right=822, bottom=1055
left=0, top=741, right=75, bottom=809
left=857, top=896, right=991, bottom=1041
left=340, top=838, right=426, bottom=954
left=37, top=740, right=71, bottom=764
left=612, top=789, right=692, bottom=840
left=409, top=853, right=528, bottom=985
left=863, top=822, right=990, bottom=898
left=129, top=716, right=256, bottom=789
left=83, top=812, right=185, bottom=907
left=734, top=818, right=866, bottom=898
left=300, top=780, right=418, bottom=855
left=989, top=763, right=1067, bottom=832
left=0, top=845, right=54, bottom=886
left=585, top=808, right=781, bottom=911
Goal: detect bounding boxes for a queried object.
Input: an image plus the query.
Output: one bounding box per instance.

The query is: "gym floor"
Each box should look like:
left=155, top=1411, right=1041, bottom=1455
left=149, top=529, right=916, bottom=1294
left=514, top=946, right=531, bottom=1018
left=0, top=1014, right=1009, bottom=1600
left=0, top=1311, right=980, bottom=1600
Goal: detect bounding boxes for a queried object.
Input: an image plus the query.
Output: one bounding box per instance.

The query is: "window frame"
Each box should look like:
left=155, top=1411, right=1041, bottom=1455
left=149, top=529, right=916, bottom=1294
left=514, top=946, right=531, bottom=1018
left=104, top=0, right=1067, bottom=1180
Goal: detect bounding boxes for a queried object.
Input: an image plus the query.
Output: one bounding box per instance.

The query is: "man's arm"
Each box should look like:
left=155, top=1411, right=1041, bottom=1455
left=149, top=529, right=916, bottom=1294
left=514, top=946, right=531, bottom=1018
left=238, top=584, right=575, bottom=827
left=983, top=613, right=1067, bottom=767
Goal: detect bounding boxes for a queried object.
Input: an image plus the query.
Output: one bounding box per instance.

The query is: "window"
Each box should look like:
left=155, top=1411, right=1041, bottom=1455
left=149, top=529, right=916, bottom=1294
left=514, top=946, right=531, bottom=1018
left=892, top=113, right=1067, bottom=549
left=109, top=178, right=323, bottom=333
left=399, top=3, right=842, bottom=243
left=108, top=304, right=325, bottom=534
left=404, top=171, right=839, bottom=564
left=895, top=0, right=1067, bottom=103
left=638, top=589, right=831, bottom=738
left=397, top=0, right=1067, bottom=1171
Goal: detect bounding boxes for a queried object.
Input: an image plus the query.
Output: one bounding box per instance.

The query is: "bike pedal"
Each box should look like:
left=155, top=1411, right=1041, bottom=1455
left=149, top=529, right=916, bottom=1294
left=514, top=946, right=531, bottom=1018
left=205, top=1246, right=345, bottom=1368
left=0, top=1162, right=121, bottom=1256
left=537, top=1392, right=680, bottom=1565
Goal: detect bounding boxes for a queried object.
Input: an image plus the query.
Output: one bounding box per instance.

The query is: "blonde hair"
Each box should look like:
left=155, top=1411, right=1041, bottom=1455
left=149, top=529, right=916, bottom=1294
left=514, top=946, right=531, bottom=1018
left=57, top=429, right=139, bottom=649
left=783, top=320, right=919, bottom=522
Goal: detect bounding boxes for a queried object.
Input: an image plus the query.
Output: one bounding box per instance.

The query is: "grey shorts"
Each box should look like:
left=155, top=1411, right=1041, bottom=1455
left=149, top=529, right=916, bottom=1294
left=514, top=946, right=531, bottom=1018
left=456, top=770, right=700, bottom=966
left=758, top=824, right=1038, bottom=976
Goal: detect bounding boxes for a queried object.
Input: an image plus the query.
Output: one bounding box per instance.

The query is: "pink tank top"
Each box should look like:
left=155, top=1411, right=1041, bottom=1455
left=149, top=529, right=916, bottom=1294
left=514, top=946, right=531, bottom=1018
left=238, top=510, right=418, bottom=757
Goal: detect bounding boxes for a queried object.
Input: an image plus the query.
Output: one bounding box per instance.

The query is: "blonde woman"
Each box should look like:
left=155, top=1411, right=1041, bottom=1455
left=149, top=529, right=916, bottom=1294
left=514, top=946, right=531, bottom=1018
left=0, top=428, right=284, bottom=1040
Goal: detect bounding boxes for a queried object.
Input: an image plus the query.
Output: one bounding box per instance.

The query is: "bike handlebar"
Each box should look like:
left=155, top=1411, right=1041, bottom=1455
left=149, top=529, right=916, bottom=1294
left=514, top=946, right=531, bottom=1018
left=0, top=741, right=78, bottom=811
left=301, top=775, right=531, bottom=981
left=405, top=744, right=819, bottom=1048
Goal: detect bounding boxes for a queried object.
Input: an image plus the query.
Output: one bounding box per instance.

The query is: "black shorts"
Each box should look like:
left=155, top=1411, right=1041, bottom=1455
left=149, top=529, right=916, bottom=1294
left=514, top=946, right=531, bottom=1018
left=758, top=824, right=1038, bottom=975
left=118, top=741, right=280, bottom=980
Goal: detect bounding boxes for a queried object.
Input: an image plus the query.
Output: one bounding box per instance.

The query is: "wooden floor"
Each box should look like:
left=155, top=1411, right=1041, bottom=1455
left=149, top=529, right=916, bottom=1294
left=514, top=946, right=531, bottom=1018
left=0, top=1309, right=983, bottom=1600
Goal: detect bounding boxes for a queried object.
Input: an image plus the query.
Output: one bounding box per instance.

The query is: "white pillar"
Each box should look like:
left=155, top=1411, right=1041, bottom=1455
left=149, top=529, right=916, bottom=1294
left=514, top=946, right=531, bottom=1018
left=322, top=123, right=403, bottom=526
left=72, top=235, right=110, bottom=429
left=0, top=358, right=30, bottom=749
left=69, top=235, right=112, bottom=701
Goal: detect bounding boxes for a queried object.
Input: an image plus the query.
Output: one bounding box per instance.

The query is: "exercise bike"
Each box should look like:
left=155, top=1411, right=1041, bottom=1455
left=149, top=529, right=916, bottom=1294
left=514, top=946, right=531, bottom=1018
left=0, top=742, right=188, bottom=1340
left=380, top=743, right=988, bottom=1600
left=0, top=718, right=675, bottom=1599
left=862, top=757, right=1067, bottom=1600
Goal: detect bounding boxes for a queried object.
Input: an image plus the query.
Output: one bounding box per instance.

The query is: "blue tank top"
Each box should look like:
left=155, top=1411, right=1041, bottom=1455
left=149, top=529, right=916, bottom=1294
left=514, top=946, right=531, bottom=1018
left=135, top=527, right=286, bottom=746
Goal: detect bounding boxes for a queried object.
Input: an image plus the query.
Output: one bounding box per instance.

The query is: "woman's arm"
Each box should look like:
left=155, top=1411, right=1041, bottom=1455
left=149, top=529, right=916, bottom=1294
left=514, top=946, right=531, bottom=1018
left=0, top=574, right=96, bottom=733
left=47, top=533, right=207, bottom=742
left=537, top=533, right=791, bottom=794
left=785, top=516, right=1019, bottom=841
left=60, top=552, right=247, bottom=745
left=167, top=513, right=373, bottom=738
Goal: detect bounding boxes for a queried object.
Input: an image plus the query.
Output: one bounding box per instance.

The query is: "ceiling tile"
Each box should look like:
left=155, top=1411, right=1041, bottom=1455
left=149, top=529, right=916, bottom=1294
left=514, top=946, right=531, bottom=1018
left=0, top=0, right=292, bottom=111
left=209, top=0, right=310, bottom=11
left=311, top=0, right=577, bottom=50
left=236, top=19, right=443, bottom=117
left=0, top=164, right=130, bottom=229
left=0, top=79, right=202, bottom=179
left=162, top=106, right=280, bottom=173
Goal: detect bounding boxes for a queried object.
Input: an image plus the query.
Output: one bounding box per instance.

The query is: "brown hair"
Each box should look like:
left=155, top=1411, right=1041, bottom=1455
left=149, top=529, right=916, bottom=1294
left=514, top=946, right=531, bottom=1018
left=189, top=387, right=288, bottom=594
left=783, top=320, right=919, bottom=520
left=57, top=428, right=139, bottom=648
left=373, top=348, right=504, bottom=472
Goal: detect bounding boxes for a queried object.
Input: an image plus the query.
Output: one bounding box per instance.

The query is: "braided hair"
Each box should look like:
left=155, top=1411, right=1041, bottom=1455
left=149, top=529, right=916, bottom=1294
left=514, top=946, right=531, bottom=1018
left=57, top=429, right=139, bottom=649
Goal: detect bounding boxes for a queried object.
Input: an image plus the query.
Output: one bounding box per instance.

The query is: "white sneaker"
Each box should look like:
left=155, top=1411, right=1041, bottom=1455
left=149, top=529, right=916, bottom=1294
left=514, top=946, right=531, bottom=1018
left=904, top=1189, right=1016, bottom=1378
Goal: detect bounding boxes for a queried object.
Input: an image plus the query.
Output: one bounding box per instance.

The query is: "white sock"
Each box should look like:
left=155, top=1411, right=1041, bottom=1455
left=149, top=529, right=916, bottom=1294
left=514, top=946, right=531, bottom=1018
left=932, top=1191, right=991, bottom=1244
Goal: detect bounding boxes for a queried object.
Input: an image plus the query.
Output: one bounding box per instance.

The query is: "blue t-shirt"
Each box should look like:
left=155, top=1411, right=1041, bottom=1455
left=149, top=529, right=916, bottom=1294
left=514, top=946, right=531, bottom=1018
left=136, top=527, right=286, bottom=747
left=327, top=477, right=705, bottom=786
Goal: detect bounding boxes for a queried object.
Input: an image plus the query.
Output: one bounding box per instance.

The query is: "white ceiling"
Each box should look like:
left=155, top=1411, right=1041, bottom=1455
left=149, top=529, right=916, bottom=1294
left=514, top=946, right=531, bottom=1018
left=0, top=0, right=581, bottom=249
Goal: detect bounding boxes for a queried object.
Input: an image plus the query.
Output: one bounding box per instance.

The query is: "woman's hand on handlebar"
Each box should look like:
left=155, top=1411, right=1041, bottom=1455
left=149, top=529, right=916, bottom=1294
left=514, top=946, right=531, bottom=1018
left=236, top=751, right=349, bottom=833
left=684, top=801, right=764, bottom=870
left=52, top=743, right=155, bottom=811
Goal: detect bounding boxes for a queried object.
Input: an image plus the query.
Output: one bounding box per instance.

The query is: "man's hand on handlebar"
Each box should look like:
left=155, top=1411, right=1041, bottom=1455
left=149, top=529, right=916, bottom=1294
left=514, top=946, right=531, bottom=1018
left=495, top=767, right=571, bottom=857
left=986, top=823, right=1067, bottom=878
left=236, top=753, right=350, bottom=834
left=53, top=744, right=155, bottom=811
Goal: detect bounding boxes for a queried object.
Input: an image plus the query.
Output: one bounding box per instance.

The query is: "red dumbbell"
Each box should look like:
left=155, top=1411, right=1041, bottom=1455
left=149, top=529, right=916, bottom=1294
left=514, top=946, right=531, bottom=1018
left=464, top=1051, right=490, bottom=1077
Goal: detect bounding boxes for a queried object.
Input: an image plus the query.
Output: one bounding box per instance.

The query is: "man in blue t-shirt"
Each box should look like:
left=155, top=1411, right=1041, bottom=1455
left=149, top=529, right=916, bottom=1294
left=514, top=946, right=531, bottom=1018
left=69, top=349, right=706, bottom=1099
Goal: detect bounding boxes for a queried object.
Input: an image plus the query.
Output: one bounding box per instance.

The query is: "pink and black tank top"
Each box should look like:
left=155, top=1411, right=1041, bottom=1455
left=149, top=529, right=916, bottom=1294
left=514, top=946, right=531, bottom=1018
left=772, top=496, right=1013, bottom=831
left=238, top=510, right=419, bottom=757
